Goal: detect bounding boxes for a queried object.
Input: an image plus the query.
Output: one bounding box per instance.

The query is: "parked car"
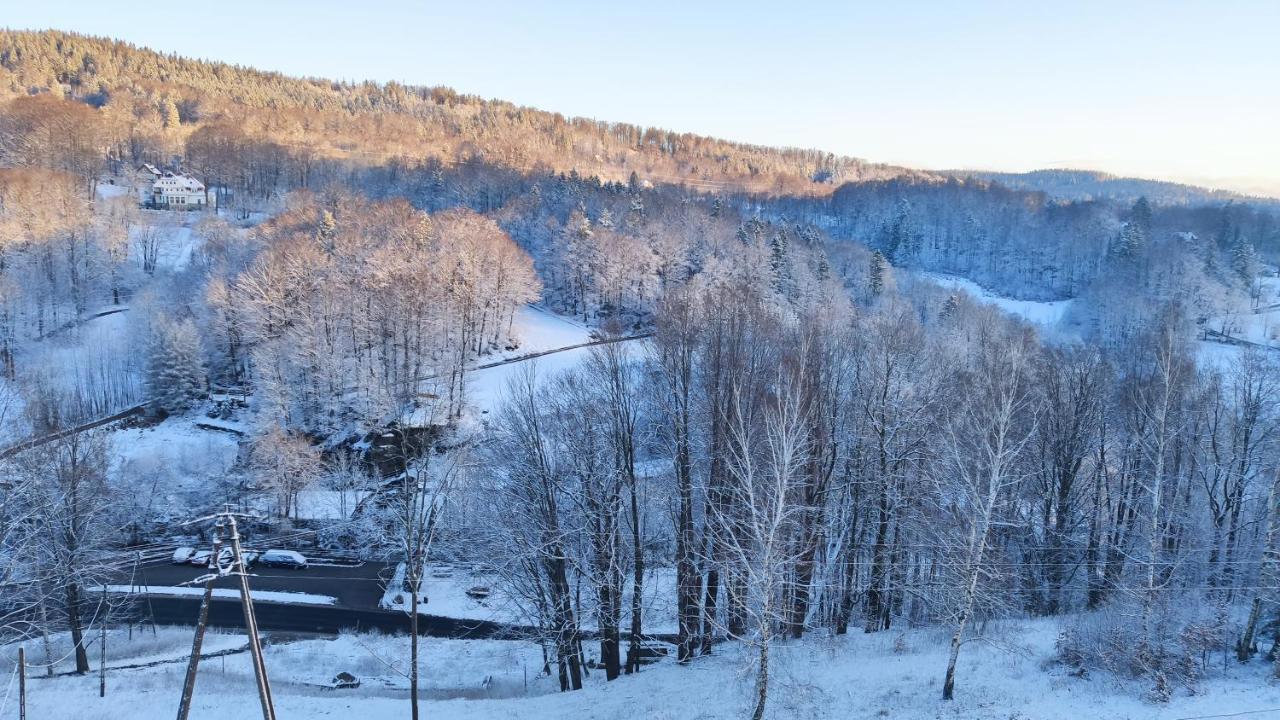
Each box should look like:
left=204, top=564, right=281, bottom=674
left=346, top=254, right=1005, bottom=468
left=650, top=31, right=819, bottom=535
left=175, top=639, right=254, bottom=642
left=188, top=547, right=238, bottom=568
left=171, top=546, right=195, bottom=564
left=258, top=550, right=308, bottom=569
left=465, top=585, right=492, bottom=600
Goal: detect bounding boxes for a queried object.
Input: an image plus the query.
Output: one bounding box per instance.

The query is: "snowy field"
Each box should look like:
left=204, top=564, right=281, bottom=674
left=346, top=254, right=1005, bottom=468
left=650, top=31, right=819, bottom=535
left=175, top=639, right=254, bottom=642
left=7, top=616, right=1279, bottom=719
left=495, top=305, right=594, bottom=358
left=463, top=305, right=640, bottom=417
left=918, top=272, right=1074, bottom=328
left=109, top=414, right=242, bottom=515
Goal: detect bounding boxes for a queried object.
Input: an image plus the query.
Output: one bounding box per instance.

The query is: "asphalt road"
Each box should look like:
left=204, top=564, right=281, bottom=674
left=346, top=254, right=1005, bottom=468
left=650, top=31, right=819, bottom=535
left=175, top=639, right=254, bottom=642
left=128, top=598, right=531, bottom=638
left=115, top=556, right=686, bottom=643
left=129, top=558, right=389, bottom=609
left=116, top=556, right=545, bottom=638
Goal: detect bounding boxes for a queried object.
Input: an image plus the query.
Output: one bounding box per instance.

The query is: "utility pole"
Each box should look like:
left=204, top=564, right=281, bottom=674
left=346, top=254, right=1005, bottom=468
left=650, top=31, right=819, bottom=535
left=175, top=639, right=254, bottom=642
left=176, top=517, right=223, bottom=720
left=175, top=510, right=276, bottom=720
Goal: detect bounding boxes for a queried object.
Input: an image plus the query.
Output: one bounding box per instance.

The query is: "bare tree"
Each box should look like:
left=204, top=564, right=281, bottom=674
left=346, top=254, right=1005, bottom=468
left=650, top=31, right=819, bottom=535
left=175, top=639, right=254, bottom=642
left=712, top=339, right=811, bottom=720
left=936, top=328, right=1038, bottom=701
left=381, top=409, right=462, bottom=720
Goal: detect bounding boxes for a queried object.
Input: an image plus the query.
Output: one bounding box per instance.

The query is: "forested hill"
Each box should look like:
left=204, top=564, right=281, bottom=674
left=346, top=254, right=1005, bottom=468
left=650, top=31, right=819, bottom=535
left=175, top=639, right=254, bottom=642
left=953, top=168, right=1279, bottom=207
left=4, top=28, right=1279, bottom=314
left=0, top=29, right=927, bottom=195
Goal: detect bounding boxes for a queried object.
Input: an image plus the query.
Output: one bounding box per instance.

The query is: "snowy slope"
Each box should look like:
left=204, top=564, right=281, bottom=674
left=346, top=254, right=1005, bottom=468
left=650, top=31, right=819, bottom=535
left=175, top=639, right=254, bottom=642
left=463, top=306, right=637, bottom=417
left=10, top=616, right=1280, bottom=719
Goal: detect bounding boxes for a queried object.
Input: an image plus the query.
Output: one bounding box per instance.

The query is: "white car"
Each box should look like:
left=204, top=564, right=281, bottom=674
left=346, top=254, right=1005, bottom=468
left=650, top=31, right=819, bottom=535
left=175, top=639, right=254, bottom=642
left=258, top=550, right=308, bottom=569
left=171, top=546, right=195, bottom=564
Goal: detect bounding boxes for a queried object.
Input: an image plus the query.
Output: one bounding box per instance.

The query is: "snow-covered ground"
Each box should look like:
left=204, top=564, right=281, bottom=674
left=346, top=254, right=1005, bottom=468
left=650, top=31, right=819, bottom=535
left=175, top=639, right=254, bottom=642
left=94, top=585, right=337, bottom=606
left=465, top=344, right=597, bottom=415
left=1195, top=273, right=1280, bottom=368
left=109, top=414, right=242, bottom=515
left=494, top=305, right=594, bottom=359
left=919, top=272, right=1074, bottom=327
left=20, top=307, right=141, bottom=402
left=462, top=305, right=638, bottom=417
left=1, top=626, right=246, bottom=677
left=9, top=616, right=1280, bottom=719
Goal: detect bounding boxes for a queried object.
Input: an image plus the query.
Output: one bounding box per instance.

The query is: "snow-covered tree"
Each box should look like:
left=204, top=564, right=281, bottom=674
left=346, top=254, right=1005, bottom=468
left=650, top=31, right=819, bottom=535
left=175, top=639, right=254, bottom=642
left=146, top=314, right=206, bottom=414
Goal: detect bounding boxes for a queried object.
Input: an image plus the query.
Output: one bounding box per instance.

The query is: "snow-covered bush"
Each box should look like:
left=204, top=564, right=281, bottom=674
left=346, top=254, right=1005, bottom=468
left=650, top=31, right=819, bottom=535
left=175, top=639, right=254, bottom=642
left=1056, top=596, right=1228, bottom=700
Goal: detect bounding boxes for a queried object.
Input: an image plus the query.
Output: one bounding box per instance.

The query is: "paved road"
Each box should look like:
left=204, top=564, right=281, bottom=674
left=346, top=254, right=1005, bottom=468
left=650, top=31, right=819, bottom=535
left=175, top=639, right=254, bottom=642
left=118, top=557, right=546, bottom=639
left=117, top=556, right=686, bottom=643
left=126, top=597, right=533, bottom=638
left=129, top=558, right=388, bottom=609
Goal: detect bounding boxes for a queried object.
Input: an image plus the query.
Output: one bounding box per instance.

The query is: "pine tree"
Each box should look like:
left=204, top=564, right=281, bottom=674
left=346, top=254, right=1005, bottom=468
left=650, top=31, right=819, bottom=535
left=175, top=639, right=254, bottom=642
left=316, top=210, right=337, bottom=252
left=627, top=194, right=645, bottom=228
left=770, top=231, right=791, bottom=298
left=869, top=250, right=886, bottom=297
left=1113, top=222, right=1144, bottom=259
left=885, top=197, right=916, bottom=264
left=940, top=293, right=960, bottom=320
left=1130, top=196, right=1152, bottom=236
left=1231, top=236, right=1261, bottom=283
left=146, top=316, right=206, bottom=414
left=161, top=96, right=180, bottom=129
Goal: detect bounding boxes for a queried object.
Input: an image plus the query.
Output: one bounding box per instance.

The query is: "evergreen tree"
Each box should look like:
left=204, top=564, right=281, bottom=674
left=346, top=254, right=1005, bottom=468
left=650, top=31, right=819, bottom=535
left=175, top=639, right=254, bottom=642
left=1113, top=222, right=1144, bottom=259
left=146, top=316, right=206, bottom=414
left=1129, top=196, right=1153, bottom=236
left=161, top=96, right=180, bottom=129
left=869, top=250, right=887, bottom=297
left=1231, top=236, right=1261, bottom=283
left=770, top=230, right=792, bottom=298
left=627, top=194, right=645, bottom=228
left=316, top=210, right=337, bottom=252
left=885, top=197, right=917, bottom=264
left=940, top=293, right=960, bottom=320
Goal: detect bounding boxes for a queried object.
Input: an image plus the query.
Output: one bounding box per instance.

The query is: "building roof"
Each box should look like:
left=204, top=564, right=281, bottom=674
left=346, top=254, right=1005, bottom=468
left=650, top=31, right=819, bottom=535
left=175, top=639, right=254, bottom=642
left=153, top=173, right=205, bottom=193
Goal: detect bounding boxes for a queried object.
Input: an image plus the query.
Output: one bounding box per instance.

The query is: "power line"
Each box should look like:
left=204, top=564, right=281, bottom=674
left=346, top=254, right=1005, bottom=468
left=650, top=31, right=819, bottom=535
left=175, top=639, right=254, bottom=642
left=1174, top=708, right=1280, bottom=720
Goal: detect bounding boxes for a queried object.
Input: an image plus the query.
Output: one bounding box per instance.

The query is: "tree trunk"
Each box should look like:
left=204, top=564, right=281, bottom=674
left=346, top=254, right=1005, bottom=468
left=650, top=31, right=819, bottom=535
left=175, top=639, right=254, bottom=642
left=626, top=481, right=644, bottom=674
left=410, top=576, right=420, bottom=720
left=66, top=582, right=90, bottom=674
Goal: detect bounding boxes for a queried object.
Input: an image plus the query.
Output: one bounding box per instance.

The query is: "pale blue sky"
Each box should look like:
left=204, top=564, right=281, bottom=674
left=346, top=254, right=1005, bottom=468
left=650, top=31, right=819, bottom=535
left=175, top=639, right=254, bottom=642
left=4, top=0, right=1279, bottom=195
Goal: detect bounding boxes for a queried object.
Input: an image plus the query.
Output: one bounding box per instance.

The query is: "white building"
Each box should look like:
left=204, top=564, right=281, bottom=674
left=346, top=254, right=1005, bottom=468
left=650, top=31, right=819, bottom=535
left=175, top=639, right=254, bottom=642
left=150, top=171, right=212, bottom=210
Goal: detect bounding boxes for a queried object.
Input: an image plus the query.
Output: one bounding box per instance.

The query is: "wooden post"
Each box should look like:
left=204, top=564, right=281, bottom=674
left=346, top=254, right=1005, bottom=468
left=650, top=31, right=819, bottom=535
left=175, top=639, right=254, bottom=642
left=99, top=584, right=108, bottom=697
left=176, top=523, right=222, bottom=720
left=17, top=646, right=26, bottom=720
left=227, top=515, right=276, bottom=720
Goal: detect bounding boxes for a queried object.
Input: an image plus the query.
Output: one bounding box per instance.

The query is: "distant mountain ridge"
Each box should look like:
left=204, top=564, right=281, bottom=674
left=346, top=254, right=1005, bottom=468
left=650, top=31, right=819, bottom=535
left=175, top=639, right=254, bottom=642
left=951, top=168, right=1280, bottom=207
